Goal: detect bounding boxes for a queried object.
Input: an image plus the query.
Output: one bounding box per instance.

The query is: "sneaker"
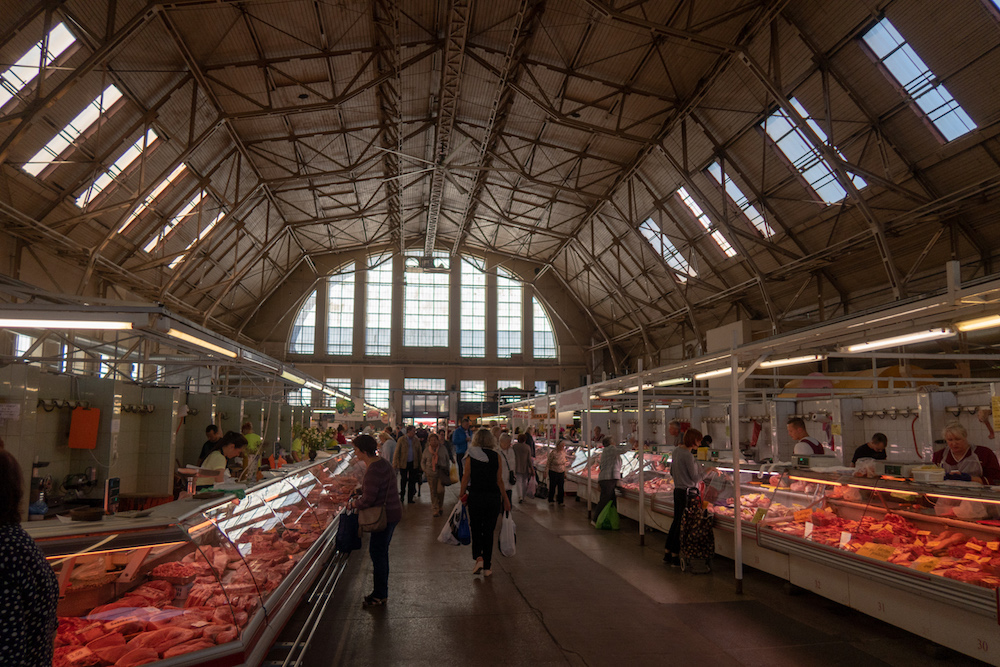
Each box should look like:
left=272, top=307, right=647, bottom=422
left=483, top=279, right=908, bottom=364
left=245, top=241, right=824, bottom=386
left=473, top=559, right=484, bottom=574
left=362, top=594, right=387, bottom=607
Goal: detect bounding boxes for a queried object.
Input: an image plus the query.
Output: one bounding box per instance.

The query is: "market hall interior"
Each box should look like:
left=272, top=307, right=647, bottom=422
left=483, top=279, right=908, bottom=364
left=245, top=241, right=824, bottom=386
left=281, top=492, right=989, bottom=667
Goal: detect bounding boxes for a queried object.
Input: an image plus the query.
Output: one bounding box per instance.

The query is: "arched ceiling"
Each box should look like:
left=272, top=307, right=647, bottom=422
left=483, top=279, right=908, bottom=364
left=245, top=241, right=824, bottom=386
left=1, top=0, right=998, bottom=368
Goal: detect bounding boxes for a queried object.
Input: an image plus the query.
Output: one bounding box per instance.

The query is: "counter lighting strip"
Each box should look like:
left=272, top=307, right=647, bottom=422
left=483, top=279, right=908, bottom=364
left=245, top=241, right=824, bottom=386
left=46, top=540, right=187, bottom=563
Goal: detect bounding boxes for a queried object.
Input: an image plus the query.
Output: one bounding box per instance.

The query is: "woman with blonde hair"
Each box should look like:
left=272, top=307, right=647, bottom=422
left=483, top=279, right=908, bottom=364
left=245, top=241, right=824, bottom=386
left=933, top=421, right=1000, bottom=485
left=459, top=428, right=511, bottom=576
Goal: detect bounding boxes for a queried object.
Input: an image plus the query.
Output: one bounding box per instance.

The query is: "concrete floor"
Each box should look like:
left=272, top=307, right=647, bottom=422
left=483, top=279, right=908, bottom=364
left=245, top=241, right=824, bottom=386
left=293, top=487, right=988, bottom=667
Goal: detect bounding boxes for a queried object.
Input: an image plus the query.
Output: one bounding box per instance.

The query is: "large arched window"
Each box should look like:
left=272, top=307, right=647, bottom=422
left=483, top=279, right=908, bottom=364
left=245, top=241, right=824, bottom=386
left=404, top=252, right=449, bottom=347
left=532, top=297, right=556, bottom=359
left=460, top=256, right=486, bottom=357
left=497, top=267, right=521, bottom=358
left=289, top=290, right=316, bottom=354
left=327, top=262, right=355, bottom=355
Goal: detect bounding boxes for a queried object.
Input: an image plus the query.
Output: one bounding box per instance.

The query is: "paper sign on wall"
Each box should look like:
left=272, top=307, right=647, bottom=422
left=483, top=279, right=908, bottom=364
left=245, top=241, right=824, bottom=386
left=0, top=403, right=20, bottom=420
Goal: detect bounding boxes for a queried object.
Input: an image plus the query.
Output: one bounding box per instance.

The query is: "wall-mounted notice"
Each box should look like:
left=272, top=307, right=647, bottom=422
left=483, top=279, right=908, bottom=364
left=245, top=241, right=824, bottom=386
left=0, top=403, right=21, bottom=420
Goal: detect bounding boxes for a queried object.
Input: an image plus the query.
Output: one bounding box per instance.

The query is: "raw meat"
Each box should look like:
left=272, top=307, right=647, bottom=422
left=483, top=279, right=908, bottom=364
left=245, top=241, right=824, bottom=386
left=162, top=638, right=216, bottom=658
left=150, top=562, right=199, bottom=579
left=202, top=623, right=238, bottom=644
left=93, top=644, right=133, bottom=664
left=52, top=645, right=101, bottom=667
left=113, top=648, right=160, bottom=666
left=127, top=626, right=198, bottom=652
left=86, top=631, right=125, bottom=650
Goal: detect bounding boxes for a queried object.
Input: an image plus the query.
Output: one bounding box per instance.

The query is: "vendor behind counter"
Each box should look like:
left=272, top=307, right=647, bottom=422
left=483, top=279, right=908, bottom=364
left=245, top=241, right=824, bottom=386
left=932, top=421, right=1000, bottom=485
left=852, top=433, right=888, bottom=466
left=197, top=432, right=248, bottom=489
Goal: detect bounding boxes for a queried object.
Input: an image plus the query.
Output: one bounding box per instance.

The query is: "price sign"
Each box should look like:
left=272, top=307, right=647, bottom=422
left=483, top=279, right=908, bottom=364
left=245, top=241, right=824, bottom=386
left=987, top=542, right=999, bottom=551
left=966, top=542, right=983, bottom=551
left=803, top=522, right=814, bottom=540
left=992, top=396, right=1000, bottom=432
left=855, top=542, right=896, bottom=561
left=794, top=508, right=813, bottom=523
left=911, top=555, right=940, bottom=572
left=839, top=531, right=852, bottom=548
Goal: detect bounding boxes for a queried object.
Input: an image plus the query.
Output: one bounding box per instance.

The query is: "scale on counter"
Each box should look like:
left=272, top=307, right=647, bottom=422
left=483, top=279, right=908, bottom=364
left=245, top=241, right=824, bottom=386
left=104, top=477, right=120, bottom=514
left=794, top=454, right=840, bottom=468
left=875, top=460, right=926, bottom=478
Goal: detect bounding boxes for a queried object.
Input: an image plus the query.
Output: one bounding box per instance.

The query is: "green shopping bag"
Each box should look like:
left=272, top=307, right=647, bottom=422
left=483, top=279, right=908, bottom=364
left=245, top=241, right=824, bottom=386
left=596, top=501, right=620, bottom=530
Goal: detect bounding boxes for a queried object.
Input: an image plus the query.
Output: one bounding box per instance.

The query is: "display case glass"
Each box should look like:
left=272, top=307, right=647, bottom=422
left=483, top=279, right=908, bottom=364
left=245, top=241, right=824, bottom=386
left=31, top=452, right=358, bottom=666
left=761, top=470, right=1000, bottom=590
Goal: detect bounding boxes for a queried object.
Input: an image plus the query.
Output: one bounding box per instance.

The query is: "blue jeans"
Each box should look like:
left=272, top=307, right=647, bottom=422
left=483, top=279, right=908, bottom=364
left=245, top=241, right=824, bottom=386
left=368, top=521, right=398, bottom=599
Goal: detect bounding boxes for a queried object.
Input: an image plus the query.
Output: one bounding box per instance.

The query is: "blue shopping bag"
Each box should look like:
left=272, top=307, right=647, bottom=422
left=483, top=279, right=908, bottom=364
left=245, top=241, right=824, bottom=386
left=456, top=505, right=471, bottom=545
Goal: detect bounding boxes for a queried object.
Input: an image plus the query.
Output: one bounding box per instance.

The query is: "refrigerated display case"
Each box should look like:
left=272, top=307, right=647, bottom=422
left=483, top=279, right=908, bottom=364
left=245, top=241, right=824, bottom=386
left=29, top=452, right=359, bottom=667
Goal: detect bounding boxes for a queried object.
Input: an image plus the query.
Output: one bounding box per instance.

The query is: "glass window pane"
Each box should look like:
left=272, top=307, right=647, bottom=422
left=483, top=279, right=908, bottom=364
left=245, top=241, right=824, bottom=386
left=328, top=263, right=355, bottom=355
left=365, top=378, right=390, bottom=410
left=366, top=254, right=392, bottom=356
left=0, top=23, right=75, bottom=110
left=403, top=252, right=449, bottom=347
left=289, top=290, right=317, bottom=354
left=24, top=85, right=122, bottom=177
left=497, top=267, right=522, bottom=358
left=532, top=297, right=557, bottom=359
left=706, top=162, right=774, bottom=237
left=638, top=218, right=696, bottom=278
left=460, top=380, right=485, bottom=402
left=460, top=256, right=486, bottom=357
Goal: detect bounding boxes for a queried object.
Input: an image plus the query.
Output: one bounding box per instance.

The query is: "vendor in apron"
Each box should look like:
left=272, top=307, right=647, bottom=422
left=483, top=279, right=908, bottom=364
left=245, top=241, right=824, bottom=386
left=932, top=421, right=1000, bottom=485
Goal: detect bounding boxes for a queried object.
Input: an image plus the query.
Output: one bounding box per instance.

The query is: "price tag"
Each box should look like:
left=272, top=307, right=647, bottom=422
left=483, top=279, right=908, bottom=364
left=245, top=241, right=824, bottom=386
left=840, top=531, right=852, bottom=548
left=751, top=508, right=767, bottom=524
left=966, top=542, right=983, bottom=551
left=804, top=521, right=814, bottom=540
left=67, top=648, right=95, bottom=662
left=988, top=542, right=999, bottom=551
left=856, top=542, right=896, bottom=561
left=911, top=555, right=940, bottom=572
left=191, top=620, right=210, bottom=628
left=794, top=508, right=813, bottom=523
left=105, top=617, right=136, bottom=631
left=917, top=530, right=931, bottom=536
left=965, top=552, right=981, bottom=561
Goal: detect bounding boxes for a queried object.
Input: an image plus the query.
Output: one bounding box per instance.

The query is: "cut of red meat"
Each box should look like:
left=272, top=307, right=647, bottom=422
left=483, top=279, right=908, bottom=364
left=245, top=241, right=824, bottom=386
left=93, top=644, right=133, bottom=664
left=86, top=631, right=125, bottom=650
left=150, top=562, right=199, bottom=579
left=162, top=638, right=216, bottom=658
left=127, top=626, right=198, bottom=652
left=74, top=622, right=107, bottom=643
left=114, top=647, right=160, bottom=666
left=201, top=623, right=238, bottom=644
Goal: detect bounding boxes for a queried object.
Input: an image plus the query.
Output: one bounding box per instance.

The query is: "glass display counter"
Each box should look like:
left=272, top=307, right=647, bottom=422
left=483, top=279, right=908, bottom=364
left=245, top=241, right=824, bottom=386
left=29, top=452, right=360, bottom=667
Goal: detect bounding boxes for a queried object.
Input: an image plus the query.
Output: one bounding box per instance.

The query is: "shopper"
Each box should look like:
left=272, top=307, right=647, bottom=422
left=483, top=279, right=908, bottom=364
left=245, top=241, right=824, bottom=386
left=452, top=417, right=473, bottom=479
left=933, top=421, right=1000, bottom=484
left=241, top=421, right=262, bottom=479
left=525, top=425, right=536, bottom=457
left=667, top=420, right=684, bottom=447
left=421, top=433, right=449, bottom=516
left=197, top=432, right=247, bottom=488
left=498, top=432, right=516, bottom=504
left=336, top=424, right=348, bottom=446
left=197, top=424, right=222, bottom=464
left=0, top=441, right=60, bottom=666
left=664, top=429, right=704, bottom=567
left=392, top=425, right=423, bottom=504
left=595, top=435, right=631, bottom=520
left=546, top=440, right=570, bottom=506
left=513, top=433, right=533, bottom=503
left=459, top=429, right=511, bottom=576
left=348, top=434, right=402, bottom=606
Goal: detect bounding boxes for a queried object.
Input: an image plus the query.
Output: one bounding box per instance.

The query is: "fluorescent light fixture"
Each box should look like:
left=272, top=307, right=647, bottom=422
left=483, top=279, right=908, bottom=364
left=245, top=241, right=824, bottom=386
left=281, top=370, right=306, bottom=385
left=305, top=380, right=323, bottom=391
left=956, top=314, right=1000, bottom=333
left=590, top=409, right=611, bottom=413
left=759, top=354, right=827, bottom=369
left=846, top=302, right=948, bottom=329
left=0, top=318, right=133, bottom=330
left=841, top=328, right=955, bottom=353
left=694, top=367, right=735, bottom=380
left=655, top=377, right=690, bottom=387
left=694, top=354, right=728, bottom=365
left=166, top=328, right=237, bottom=358
left=589, top=394, right=599, bottom=400
left=322, top=387, right=337, bottom=396
left=625, top=383, right=655, bottom=392
left=599, top=390, right=623, bottom=397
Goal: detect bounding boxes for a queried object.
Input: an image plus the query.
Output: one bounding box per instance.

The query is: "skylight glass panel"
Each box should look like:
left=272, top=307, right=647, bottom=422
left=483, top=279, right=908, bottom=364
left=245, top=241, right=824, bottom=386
left=706, top=162, right=775, bottom=237
left=327, top=263, right=355, bottom=355
left=289, top=290, right=317, bottom=354
left=364, top=378, right=390, bottom=409
left=638, top=217, right=695, bottom=279
left=461, top=256, right=486, bottom=357
left=861, top=18, right=976, bottom=142
left=532, top=297, right=556, bottom=359
left=168, top=209, right=225, bottom=269
left=23, top=84, right=122, bottom=176
left=0, top=23, right=75, bottom=110
left=143, top=190, right=206, bottom=253
left=762, top=97, right=866, bottom=204
left=119, top=164, right=187, bottom=233
left=676, top=187, right=737, bottom=257
left=497, top=267, right=522, bottom=358
left=403, top=252, right=449, bottom=347
left=366, top=254, right=392, bottom=356
left=77, top=129, right=158, bottom=207
left=460, top=380, right=486, bottom=402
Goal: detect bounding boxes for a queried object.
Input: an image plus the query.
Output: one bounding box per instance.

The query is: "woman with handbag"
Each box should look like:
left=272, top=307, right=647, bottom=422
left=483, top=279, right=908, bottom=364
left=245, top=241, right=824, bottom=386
left=347, top=434, right=403, bottom=606
left=664, top=429, right=704, bottom=567
left=421, top=432, right=450, bottom=516
left=459, top=429, right=511, bottom=577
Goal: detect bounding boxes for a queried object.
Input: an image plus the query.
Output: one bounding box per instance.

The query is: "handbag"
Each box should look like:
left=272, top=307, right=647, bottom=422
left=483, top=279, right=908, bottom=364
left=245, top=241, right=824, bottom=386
left=499, top=511, right=516, bottom=557
left=438, top=502, right=463, bottom=546
left=335, top=510, right=362, bottom=552
left=534, top=472, right=549, bottom=499
left=449, top=461, right=459, bottom=484
left=526, top=473, right=537, bottom=496
left=455, top=505, right=471, bottom=545
left=437, top=465, right=454, bottom=486
left=358, top=501, right=387, bottom=533
left=596, top=502, right=620, bottom=530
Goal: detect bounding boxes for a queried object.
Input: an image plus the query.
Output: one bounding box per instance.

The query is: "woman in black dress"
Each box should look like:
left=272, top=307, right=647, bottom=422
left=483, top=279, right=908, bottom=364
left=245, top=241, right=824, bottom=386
left=0, top=441, right=60, bottom=666
left=459, top=429, right=511, bottom=576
